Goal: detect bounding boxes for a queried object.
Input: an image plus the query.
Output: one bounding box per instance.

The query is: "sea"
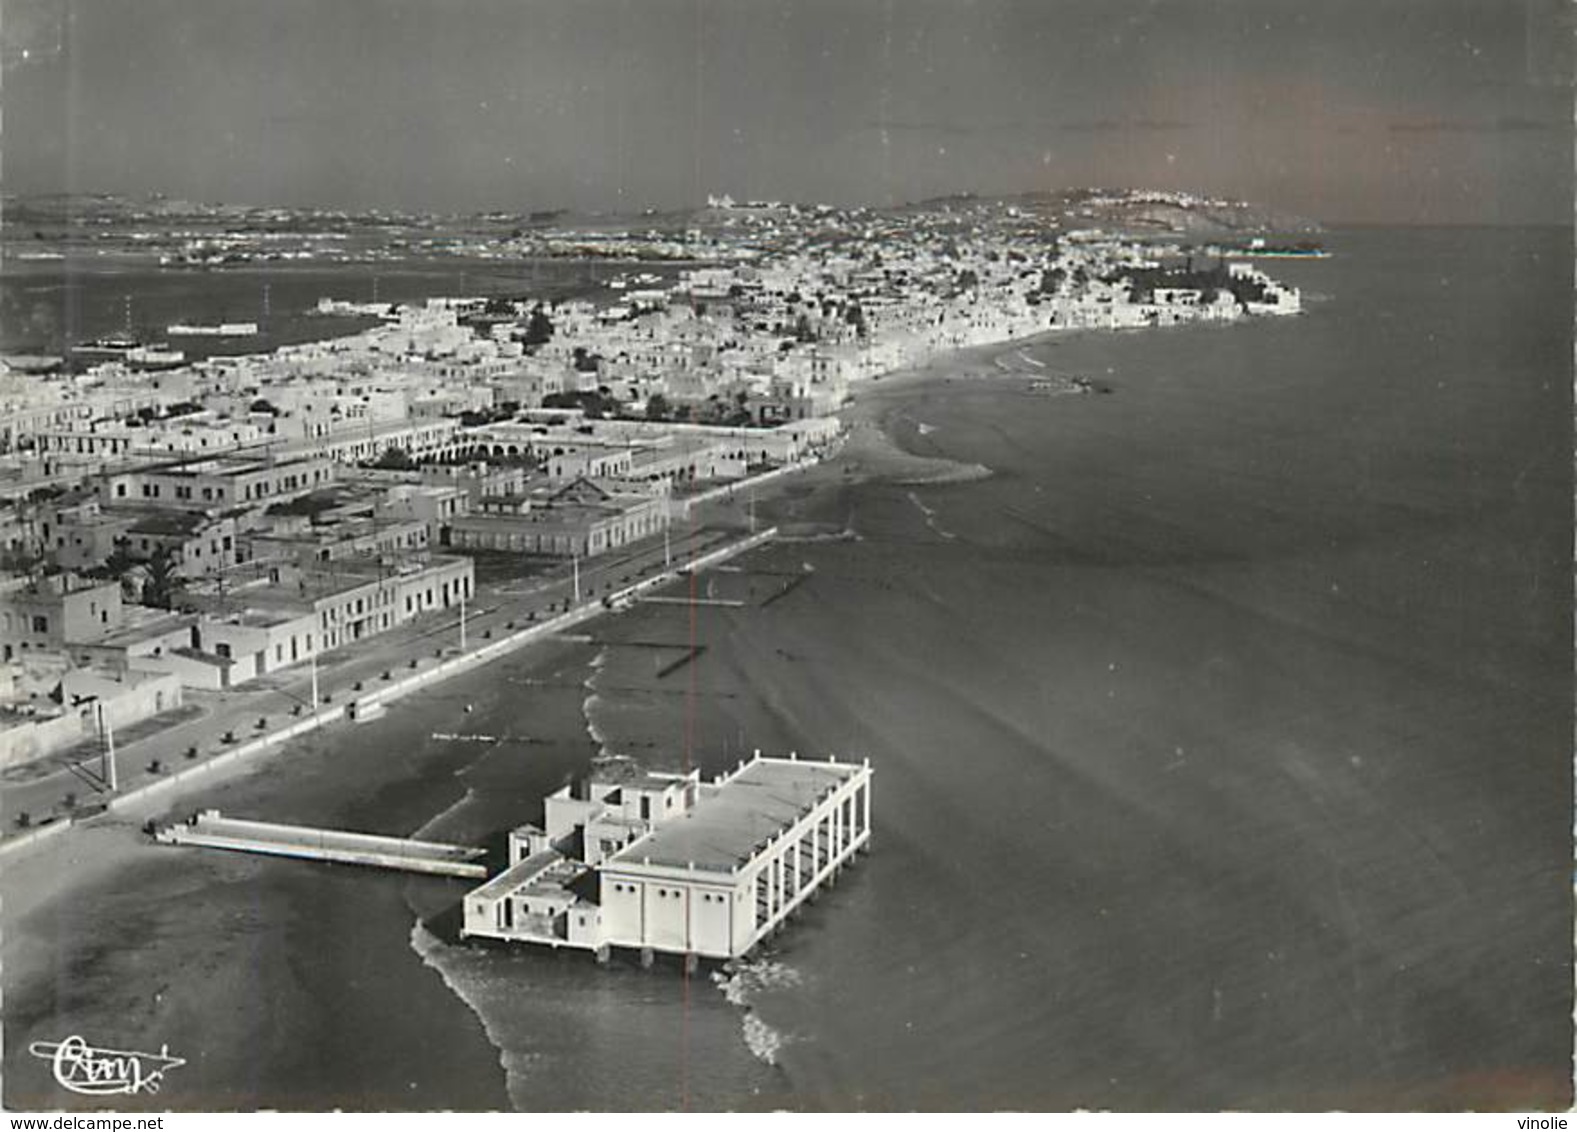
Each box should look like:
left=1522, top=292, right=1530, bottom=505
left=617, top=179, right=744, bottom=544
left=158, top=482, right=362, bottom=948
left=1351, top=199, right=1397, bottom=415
left=1, top=226, right=1571, bottom=1111
left=0, top=256, right=636, bottom=360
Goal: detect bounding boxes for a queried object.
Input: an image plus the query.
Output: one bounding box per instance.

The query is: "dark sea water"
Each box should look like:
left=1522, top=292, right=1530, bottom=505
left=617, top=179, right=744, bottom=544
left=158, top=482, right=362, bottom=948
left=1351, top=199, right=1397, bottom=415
left=711, top=226, right=1574, bottom=1110
left=4, top=227, right=1570, bottom=1111
left=409, top=226, right=1574, bottom=1110
left=0, top=257, right=628, bottom=358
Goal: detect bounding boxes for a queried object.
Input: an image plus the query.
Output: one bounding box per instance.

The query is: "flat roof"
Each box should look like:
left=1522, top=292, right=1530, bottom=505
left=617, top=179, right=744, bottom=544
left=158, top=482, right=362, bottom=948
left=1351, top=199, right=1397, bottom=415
left=607, top=758, right=864, bottom=873
left=124, top=509, right=214, bottom=536
left=469, top=847, right=565, bottom=902
left=453, top=508, right=621, bottom=535
left=218, top=553, right=468, bottom=611
left=613, top=772, right=691, bottom=793
left=147, top=451, right=328, bottom=477
left=94, top=610, right=199, bottom=648
left=225, top=608, right=303, bottom=629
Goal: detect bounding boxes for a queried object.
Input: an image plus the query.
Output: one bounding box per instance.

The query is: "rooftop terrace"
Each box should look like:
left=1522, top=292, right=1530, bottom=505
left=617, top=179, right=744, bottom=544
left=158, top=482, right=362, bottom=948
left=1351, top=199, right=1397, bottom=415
left=608, top=757, right=862, bottom=873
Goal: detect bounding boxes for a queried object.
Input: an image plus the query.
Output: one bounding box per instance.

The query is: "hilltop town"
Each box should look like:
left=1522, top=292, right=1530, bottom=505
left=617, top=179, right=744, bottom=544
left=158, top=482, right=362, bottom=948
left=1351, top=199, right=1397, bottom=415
left=0, top=189, right=1303, bottom=825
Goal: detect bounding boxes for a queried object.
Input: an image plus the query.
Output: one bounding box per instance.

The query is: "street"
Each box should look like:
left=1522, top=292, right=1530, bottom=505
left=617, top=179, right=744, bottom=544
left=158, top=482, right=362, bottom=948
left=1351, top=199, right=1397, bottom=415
left=0, top=517, right=744, bottom=835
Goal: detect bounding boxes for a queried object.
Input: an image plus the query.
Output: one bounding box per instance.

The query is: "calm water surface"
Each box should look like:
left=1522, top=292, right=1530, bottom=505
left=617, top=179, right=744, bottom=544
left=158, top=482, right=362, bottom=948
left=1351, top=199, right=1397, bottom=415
left=4, top=227, right=1569, bottom=1111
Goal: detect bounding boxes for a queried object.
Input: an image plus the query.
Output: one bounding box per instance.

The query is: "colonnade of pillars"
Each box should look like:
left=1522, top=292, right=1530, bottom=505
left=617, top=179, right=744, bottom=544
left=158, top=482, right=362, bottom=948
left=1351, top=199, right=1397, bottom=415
left=752, top=777, right=870, bottom=936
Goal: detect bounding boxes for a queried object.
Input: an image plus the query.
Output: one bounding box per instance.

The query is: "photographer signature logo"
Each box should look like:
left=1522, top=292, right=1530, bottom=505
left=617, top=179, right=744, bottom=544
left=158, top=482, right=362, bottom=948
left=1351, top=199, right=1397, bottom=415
left=28, top=1035, right=185, bottom=1096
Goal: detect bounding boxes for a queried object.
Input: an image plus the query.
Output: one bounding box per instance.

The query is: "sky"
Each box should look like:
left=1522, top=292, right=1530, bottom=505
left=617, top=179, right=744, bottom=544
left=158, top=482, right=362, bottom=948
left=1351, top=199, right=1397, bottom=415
left=2, top=0, right=1572, bottom=224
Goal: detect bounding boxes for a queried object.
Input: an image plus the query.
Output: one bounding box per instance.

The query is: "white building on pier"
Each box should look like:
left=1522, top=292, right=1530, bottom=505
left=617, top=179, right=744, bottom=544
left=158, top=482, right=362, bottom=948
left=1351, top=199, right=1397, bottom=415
left=461, top=752, right=872, bottom=962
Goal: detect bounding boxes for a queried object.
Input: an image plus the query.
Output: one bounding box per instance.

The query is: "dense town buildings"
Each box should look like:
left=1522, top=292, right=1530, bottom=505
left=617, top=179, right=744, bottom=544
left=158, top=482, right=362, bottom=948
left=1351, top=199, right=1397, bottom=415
left=0, top=194, right=1298, bottom=783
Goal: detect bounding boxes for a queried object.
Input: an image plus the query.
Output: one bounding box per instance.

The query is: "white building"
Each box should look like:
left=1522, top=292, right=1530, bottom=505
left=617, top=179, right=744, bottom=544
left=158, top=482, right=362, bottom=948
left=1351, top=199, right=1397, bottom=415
left=461, top=753, right=872, bottom=963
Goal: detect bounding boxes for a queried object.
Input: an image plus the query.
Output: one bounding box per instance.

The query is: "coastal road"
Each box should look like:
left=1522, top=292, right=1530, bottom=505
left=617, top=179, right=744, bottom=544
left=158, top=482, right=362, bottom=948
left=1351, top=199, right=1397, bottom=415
left=0, top=519, right=744, bottom=835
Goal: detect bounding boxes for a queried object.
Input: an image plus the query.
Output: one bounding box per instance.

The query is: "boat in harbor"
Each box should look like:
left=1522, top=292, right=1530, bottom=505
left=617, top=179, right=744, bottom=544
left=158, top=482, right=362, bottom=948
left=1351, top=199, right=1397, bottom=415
left=70, top=334, right=143, bottom=359
left=166, top=321, right=260, bottom=336
left=128, top=345, right=187, bottom=371
left=1236, top=237, right=1330, bottom=259
left=1028, top=375, right=1095, bottom=395
left=1, top=354, right=65, bottom=374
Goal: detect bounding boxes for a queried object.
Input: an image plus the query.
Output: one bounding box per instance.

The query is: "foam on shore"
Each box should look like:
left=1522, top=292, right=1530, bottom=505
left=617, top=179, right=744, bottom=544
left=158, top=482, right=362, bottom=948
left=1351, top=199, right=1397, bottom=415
left=832, top=418, right=992, bottom=486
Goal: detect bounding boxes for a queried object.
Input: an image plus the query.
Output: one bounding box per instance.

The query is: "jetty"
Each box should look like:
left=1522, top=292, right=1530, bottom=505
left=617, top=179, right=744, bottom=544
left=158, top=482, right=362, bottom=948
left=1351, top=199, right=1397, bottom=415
left=155, top=810, right=488, bottom=878
left=637, top=595, right=746, bottom=608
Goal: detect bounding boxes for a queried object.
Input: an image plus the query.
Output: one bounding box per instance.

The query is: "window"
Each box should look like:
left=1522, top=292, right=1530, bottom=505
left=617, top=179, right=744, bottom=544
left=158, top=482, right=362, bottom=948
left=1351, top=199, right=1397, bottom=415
left=31, top=615, right=47, bottom=633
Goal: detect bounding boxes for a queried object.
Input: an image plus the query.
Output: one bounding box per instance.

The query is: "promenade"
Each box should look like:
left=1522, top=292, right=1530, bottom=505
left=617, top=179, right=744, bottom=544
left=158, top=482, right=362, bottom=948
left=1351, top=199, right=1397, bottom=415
left=0, top=514, right=766, bottom=848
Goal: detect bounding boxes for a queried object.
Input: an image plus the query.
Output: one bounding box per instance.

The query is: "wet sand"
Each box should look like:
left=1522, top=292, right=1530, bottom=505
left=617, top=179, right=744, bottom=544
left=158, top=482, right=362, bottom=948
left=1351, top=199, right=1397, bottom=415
left=1, top=638, right=600, bottom=1111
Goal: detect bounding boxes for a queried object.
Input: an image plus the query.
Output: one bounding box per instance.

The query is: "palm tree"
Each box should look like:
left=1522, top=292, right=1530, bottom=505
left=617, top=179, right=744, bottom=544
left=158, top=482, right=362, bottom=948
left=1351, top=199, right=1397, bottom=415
left=142, top=547, right=184, bottom=610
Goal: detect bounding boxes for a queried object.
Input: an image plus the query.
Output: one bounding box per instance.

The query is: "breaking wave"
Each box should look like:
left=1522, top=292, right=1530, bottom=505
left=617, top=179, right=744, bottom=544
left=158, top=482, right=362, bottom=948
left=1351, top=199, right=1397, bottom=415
left=713, top=958, right=804, bottom=1066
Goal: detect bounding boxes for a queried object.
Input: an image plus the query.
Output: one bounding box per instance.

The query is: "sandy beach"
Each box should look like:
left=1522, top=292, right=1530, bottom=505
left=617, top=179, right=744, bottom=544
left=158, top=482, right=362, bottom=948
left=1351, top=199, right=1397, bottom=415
left=0, top=637, right=604, bottom=1110
left=0, top=319, right=1080, bottom=1111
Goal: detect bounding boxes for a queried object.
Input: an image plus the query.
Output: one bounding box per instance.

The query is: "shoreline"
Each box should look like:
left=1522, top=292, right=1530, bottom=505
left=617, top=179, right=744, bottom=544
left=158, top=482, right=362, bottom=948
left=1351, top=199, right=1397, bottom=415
left=6, top=310, right=1304, bottom=1112
left=0, top=304, right=1067, bottom=850
left=821, top=325, right=1094, bottom=487
left=7, top=226, right=1569, bottom=1111
left=5, top=526, right=781, bottom=847
left=0, top=532, right=777, bottom=1110
left=0, top=322, right=1058, bottom=1109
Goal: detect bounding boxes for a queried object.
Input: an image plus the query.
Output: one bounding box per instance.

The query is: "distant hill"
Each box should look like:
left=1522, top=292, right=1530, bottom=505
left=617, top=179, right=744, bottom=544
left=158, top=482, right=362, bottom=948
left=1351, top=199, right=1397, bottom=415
left=1008, top=187, right=1322, bottom=235
left=1, top=186, right=1320, bottom=250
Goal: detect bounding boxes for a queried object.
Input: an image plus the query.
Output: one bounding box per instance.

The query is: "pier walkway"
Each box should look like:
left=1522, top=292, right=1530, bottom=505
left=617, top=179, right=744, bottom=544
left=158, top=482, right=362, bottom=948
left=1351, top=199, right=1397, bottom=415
left=637, top=595, right=746, bottom=608
left=155, top=810, right=488, bottom=878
